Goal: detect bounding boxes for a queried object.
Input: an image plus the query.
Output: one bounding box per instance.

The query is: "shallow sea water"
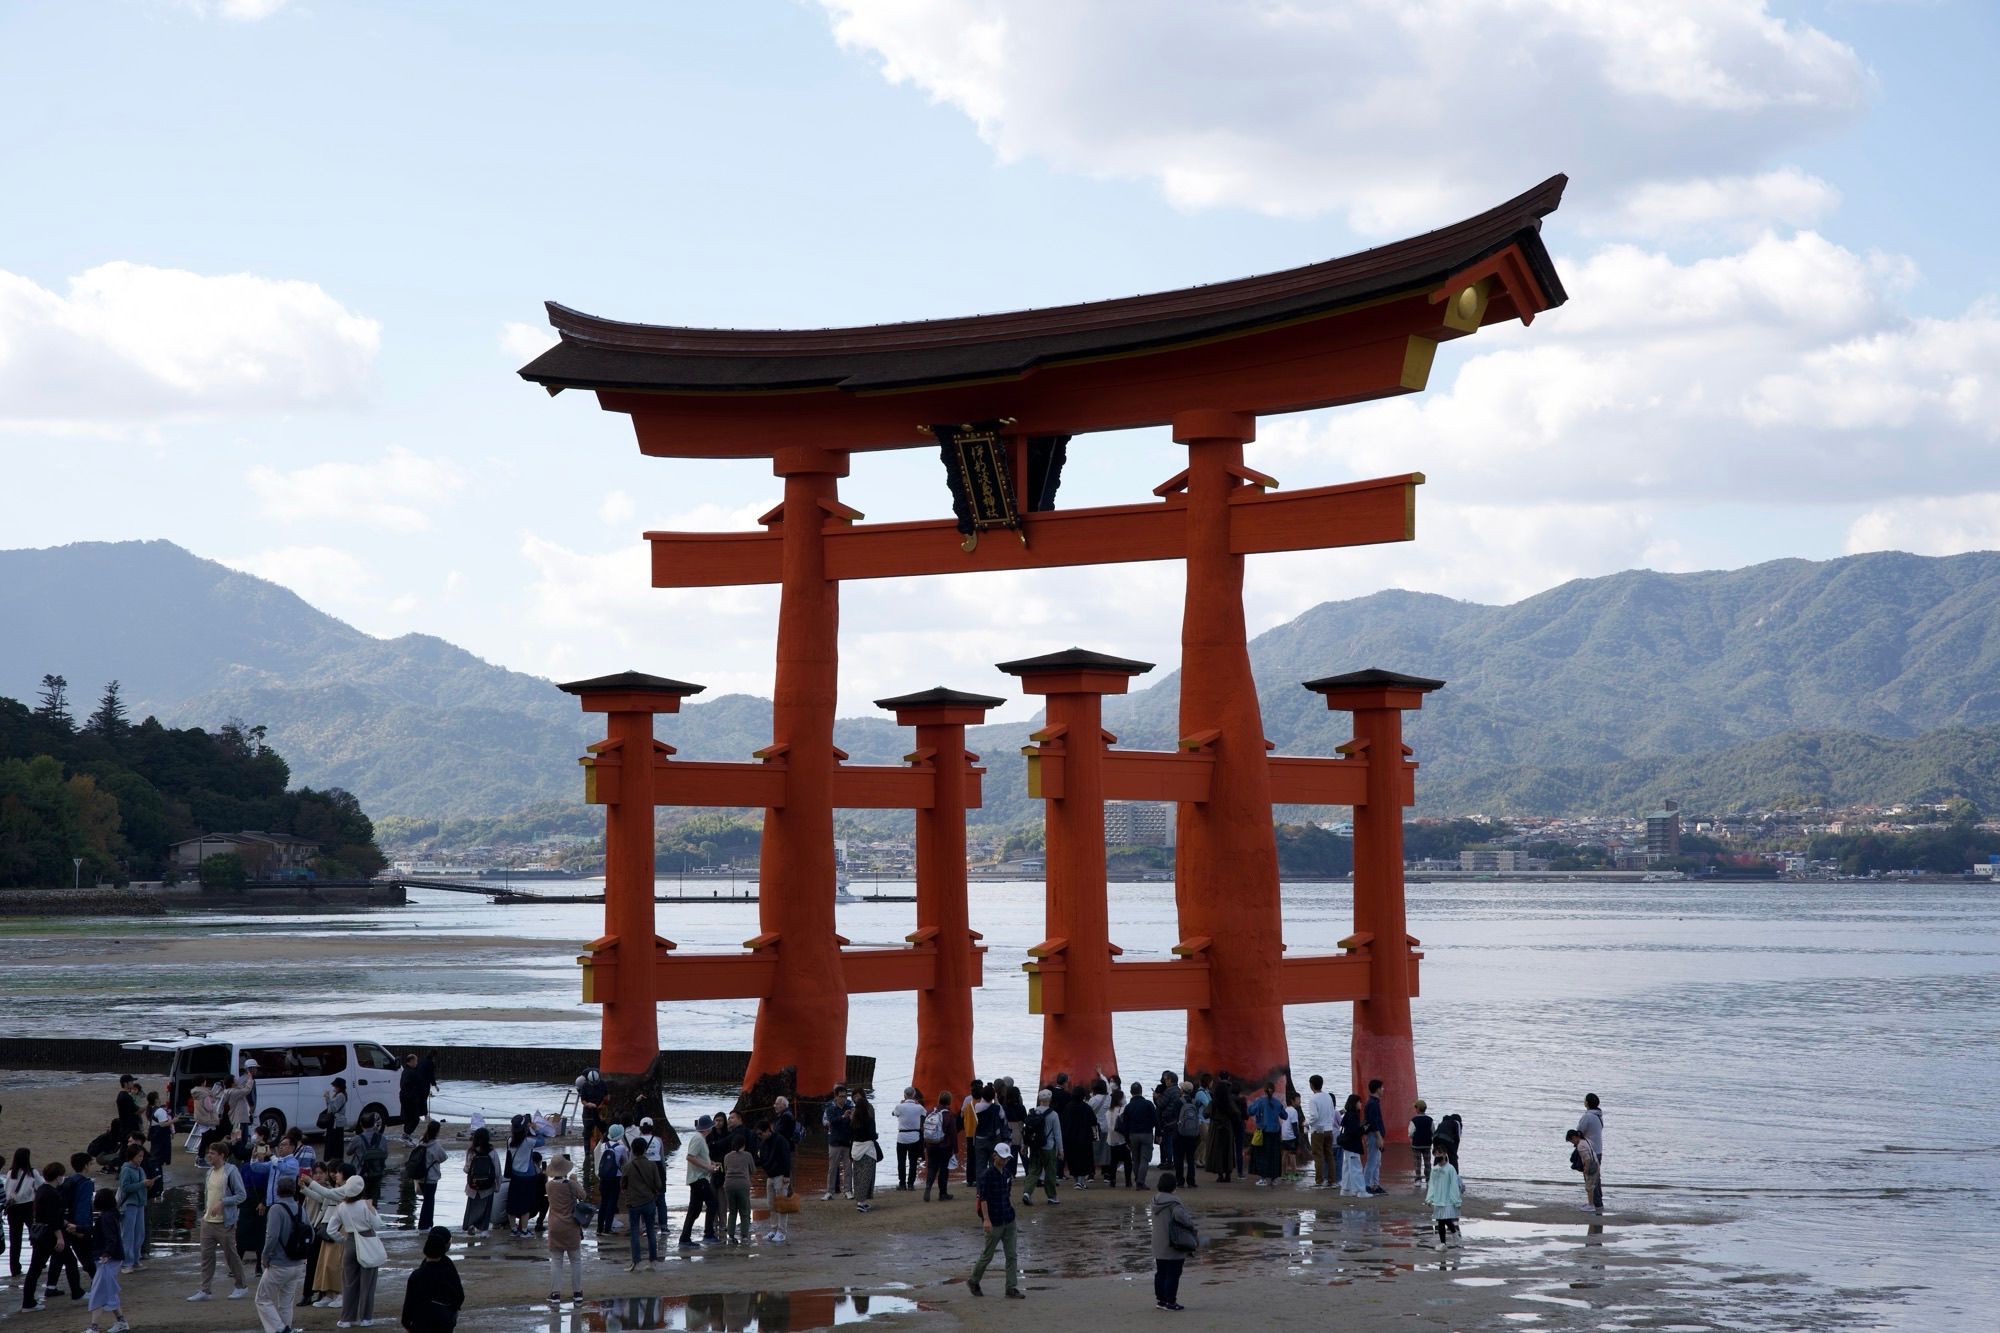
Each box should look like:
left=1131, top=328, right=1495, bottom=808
left=2, top=878, right=1995, bottom=1327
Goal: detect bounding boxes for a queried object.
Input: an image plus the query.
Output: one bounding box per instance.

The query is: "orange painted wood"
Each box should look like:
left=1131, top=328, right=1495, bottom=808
left=1278, top=952, right=1380, bottom=1005
left=841, top=946, right=941, bottom=994
left=650, top=952, right=779, bottom=1001
left=1103, top=959, right=1213, bottom=1012
left=829, top=764, right=937, bottom=810
left=1101, top=750, right=1215, bottom=803
left=1266, top=756, right=1369, bottom=806
left=652, top=761, right=788, bottom=809
left=603, top=291, right=1460, bottom=456
left=647, top=474, right=1420, bottom=589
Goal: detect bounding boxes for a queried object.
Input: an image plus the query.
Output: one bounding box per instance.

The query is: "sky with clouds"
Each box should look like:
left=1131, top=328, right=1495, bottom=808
left=2, top=0, right=1996, bottom=721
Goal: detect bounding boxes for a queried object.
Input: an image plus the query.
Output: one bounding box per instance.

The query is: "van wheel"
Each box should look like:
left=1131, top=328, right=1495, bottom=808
left=362, top=1103, right=389, bottom=1130
left=259, top=1108, right=287, bottom=1139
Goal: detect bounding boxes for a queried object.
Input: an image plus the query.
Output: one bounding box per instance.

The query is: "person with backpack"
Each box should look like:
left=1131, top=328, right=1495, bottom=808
left=619, top=1132, right=664, bottom=1268
left=461, top=1127, right=502, bottom=1237
left=892, top=1088, right=926, bottom=1191
left=919, top=1091, right=957, bottom=1203
left=1433, top=1112, right=1463, bottom=1171
left=594, top=1125, right=625, bottom=1237
left=256, top=1173, right=310, bottom=1333
left=1565, top=1129, right=1603, bottom=1213
left=1173, top=1082, right=1203, bottom=1188
left=1409, top=1100, right=1435, bottom=1186
left=81, top=1186, right=126, bottom=1333
left=1149, top=1173, right=1198, bottom=1311
left=1021, top=1088, right=1063, bottom=1205
left=408, top=1120, right=445, bottom=1231
left=346, top=1110, right=390, bottom=1203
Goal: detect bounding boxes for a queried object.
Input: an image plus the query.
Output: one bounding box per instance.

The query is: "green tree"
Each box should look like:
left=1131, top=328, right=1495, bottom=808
left=34, top=675, right=72, bottom=732
left=198, top=852, right=248, bottom=891
left=84, top=680, right=129, bottom=737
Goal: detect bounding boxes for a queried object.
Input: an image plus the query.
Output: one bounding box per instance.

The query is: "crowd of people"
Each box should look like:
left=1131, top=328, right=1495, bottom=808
left=5, top=1059, right=1608, bottom=1327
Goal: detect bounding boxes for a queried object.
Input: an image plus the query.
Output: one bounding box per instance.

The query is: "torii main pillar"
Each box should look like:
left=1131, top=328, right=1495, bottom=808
left=1171, top=408, right=1289, bottom=1085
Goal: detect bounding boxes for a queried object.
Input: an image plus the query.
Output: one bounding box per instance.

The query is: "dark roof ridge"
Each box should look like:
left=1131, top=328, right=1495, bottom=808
left=539, top=174, right=1567, bottom=361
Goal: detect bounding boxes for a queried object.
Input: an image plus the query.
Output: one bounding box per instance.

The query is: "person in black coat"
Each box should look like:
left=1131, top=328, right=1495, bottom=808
left=400, top=1227, right=463, bottom=1333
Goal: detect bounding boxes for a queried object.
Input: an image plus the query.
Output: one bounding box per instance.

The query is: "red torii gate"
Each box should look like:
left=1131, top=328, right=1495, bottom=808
left=523, top=175, right=1569, bottom=1109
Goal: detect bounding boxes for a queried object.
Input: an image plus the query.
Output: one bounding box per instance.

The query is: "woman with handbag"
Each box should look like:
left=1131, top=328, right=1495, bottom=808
left=542, top=1155, right=587, bottom=1305
left=400, top=1226, right=463, bottom=1332
left=304, top=1165, right=382, bottom=1326
left=321, top=1080, right=349, bottom=1168
left=1149, top=1175, right=1198, bottom=1311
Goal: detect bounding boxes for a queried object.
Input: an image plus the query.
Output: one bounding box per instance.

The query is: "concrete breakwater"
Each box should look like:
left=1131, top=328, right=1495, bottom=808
left=0, top=887, right=168, bottom=916
left=0, top=1037, right=875, bottom=1090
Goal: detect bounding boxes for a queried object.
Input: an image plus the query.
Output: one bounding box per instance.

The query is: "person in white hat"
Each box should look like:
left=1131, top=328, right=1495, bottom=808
left=968, top=1142, right=1023, bottom=1299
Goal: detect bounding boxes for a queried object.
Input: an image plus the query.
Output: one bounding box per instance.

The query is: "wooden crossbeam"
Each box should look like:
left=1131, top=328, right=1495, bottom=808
left=582, top=936, right=964, bottom=1004
left=582, top=754, right=980, bottom=813
left=1265, top=755, right=1415, bottom=807
left=648, top=473, right=1420, bottom=589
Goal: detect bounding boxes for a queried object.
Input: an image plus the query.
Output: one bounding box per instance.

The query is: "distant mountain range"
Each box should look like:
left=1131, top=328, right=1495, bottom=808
left=3, top=540, right=1996, bottom=822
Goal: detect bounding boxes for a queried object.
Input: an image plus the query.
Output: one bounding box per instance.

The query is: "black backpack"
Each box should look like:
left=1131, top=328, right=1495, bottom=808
left=358, top=1135, right=388, bottom=1182
left=276, top=1202, right=311, bottom=1262
left=1023, top=1109, right=1048, bottom=1150
left=1178, top=1100, right=1202, bottom=1139
left=597, top=1144, right=621, bottom=1180
left=467, top=1151, right=496, bottom=1191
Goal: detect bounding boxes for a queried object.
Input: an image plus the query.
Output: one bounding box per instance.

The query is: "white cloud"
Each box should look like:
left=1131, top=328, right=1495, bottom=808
left=0, top=262, right=377, bottom=430
left=1257, top=230, right=1997, bottom=508
left=247, top=447, right=467, bottom=533
left=501, top=321, right=558, bottom=362
left=223, top=545, right=376, bottom=612
left=599, top=491, right=636, bottom=526
left=1845, top=494, right=2000, bottom=557
left=818, top=0, right=1868, bottom=229
left=1588, top=168, right=1840, bottom=241
left=179, top=0, right=291, bottom=19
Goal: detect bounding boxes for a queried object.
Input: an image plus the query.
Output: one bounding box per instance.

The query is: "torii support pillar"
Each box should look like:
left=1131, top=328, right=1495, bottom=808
left=999, top=647, right=1154, bottom=1087
left=1305, top=668, right=1444, bottom=1144
left=875, top=687, right=1004, bottom=1102
left=559, top=669, right=707, bottom=1076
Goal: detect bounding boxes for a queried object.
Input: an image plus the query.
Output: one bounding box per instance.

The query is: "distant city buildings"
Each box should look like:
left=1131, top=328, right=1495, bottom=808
left=1458, top=846, right=1525, bottom=871
left=170, top=831, right=320, bottom=878
left=1645, top=801, right=1682, bottom=859
left=1105, top=801, right=1174, bottom=847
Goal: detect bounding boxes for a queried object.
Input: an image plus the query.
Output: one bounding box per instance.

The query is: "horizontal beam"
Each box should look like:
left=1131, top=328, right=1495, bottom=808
left=1101, top=750, right=1214, bottom=803
left=843, top=945, right=941, bottom=994
left=652, top=760, right=787, bottom=808
left=1278, top=951, right=1421, bottom=1004
left=649, top=473, right=1419, bottom=589
left=1266, top=756, right=1415, bottom=807
left=582, top=940, right=982, bottom=1004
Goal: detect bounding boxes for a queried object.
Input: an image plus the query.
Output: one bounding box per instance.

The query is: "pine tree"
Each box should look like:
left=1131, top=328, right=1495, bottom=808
left=33, top=674, right=72, bottom=731
left=85, top=680, right=129, bottom=737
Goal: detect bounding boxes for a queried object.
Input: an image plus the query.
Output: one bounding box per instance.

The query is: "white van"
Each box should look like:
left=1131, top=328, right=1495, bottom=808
left=123, top=1034, right=403, bottom=1139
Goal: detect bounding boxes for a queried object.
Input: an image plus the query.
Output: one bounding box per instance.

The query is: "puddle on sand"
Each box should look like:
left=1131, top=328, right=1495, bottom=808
left=481, top=1288, right=928, bottom=1332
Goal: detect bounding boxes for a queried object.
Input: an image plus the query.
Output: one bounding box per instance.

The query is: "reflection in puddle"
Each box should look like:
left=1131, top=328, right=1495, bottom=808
left=496, top=1289, right=927, bottom=1332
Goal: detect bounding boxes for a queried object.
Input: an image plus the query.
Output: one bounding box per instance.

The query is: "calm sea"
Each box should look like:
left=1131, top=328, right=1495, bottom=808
left=4, top=878, right=1995, bottom=1326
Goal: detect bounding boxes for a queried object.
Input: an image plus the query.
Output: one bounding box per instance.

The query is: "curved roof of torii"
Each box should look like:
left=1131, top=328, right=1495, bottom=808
left=519, top=175, right=1568, bottom=397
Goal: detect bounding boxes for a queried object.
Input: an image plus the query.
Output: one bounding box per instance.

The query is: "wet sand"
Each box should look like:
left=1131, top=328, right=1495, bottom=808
left=6, top=930, right=560, bottom=968
left=0, top=1076, right=1814, bottom=1332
